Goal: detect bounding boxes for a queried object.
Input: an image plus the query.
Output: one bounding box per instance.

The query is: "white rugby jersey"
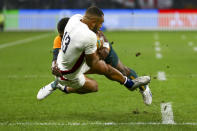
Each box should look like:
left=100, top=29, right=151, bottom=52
left=57, top=14, right=97, bottom=75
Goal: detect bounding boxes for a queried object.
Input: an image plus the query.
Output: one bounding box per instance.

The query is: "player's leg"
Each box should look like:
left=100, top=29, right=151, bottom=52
left=106, top=45, right=152, bottom=105
left=116, top=61, right=138, bottom=89
left=115, top=60, right=130, bottom=76
left=116, top=61, right=152, bottom=105
left=127, top=67, right=152, bottom=105
left=115, top=60, right=144, bottom=90
left=37, top=78, right=59, bottom=100
left=37, top=74, right=98, bottom=100
left=105, top=44, right=147, bottom=90
left=62, top=76, right=98, bottom=94
left=125, top=66, right=146, bottom=91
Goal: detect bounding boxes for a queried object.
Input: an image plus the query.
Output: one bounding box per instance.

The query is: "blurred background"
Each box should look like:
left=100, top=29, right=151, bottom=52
left=2, top=0, right=197, bottom=9
left=1, top=0, right=197, bottom=31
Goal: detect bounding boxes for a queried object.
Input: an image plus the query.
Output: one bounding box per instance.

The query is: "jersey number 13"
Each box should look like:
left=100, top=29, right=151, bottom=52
left=61, top=31, right=71, bottom=53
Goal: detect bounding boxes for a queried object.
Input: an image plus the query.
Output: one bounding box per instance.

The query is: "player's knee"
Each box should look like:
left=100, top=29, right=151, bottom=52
left=89, top=79, right=98, bottom=92
left=92, top=83, right=98, bottom=92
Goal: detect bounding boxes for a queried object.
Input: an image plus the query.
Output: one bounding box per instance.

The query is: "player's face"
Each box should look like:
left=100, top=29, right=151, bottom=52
left=92, top=16, right=104, bottom=33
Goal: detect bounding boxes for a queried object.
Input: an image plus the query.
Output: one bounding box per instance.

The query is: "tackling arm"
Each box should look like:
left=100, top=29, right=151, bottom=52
left=51, top=48, right=62, bottom=77
left=51, top=36, right=62, bottom=77
left=97, top=47, right=109, bottom=60
left=85, top=52, right=125, bottom=84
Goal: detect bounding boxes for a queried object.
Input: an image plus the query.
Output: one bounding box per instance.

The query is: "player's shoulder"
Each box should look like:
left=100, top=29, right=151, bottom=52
left=69, top=14, right=83, bottom=24
left=69, top=14, right=96, bottom=42
left=54, top=35, right=61, bottom=41
left=54, top=35, right=61, bottom=44
left=82, top=29, right=97, bottom=44
left=86, top=29, right=96, bottom=38
left=53, top=35, right=62, bottom=49
left=71, top=14, right=83, bottom=19
left=76, top=24, right=96, bottom=42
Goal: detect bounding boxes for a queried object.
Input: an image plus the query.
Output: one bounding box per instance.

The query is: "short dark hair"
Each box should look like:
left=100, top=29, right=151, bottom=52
left=57, top=17, right=69, bottom=35
left=85, top=6, right=104, bottom=17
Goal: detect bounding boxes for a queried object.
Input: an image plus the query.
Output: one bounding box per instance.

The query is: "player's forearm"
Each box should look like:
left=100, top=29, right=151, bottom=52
left=86, top=53, right=125, bottom=84
left=51, top=48, right=62, bottom=77
left=91, top=60, right=125, bottom=84
left=103, top=64, right=125, bottom=84
left=52, top=48, right=60, bottom=61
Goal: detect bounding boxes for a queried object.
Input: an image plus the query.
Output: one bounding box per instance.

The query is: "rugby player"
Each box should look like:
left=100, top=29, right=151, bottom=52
left=51, top=17, right=152, bottom=105
left=37, top=6, right=151, bottom=105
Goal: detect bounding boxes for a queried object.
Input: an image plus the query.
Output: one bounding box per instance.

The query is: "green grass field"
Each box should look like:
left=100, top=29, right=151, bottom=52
left=0, top=31, right=197, bottom=130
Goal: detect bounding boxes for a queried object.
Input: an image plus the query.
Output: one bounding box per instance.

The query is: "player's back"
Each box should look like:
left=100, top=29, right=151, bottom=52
left=57, top=14, right=97, bottom=72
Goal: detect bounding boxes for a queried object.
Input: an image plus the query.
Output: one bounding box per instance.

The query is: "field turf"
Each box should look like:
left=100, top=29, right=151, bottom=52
left=0, top=31, right=197, bottom=130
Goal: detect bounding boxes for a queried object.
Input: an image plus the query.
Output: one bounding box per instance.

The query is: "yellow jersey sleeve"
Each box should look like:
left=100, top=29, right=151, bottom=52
left=53, top=35, right=62, bottom=49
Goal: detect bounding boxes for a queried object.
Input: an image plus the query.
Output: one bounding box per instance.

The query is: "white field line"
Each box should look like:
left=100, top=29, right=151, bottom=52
left=157, top=71, right=166, bottom=81
left=0, top=122, right=197, bottom=126
left=155, top=47, right=161, bottom=52
left=194, top=47, right=197, bottom=52
left=2, top=74, right=197, bottom=79
left=0, top=33, right=50, bottom=49
left=154, top=40, right=162, bottom=59
left=156, top=53, right=162, bottom=59
left=188, top=41, right=193, bottom=46
left=0, top=75, right=52, bottom=79
left=155, top=41, right=160, bottom=46
left=161, top=103, right=175, bottom=124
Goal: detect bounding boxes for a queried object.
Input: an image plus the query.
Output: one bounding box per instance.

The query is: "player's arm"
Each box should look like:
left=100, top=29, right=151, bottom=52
left=85, top=33, right=121, bottom=82
left=52, top=36, right=62, bottom=77
left=85, top=33, right=135, bottom=88
left=52, top=48, right=60, bottom=67
left=97, top=47, right=109, bottom=60
left=52, top=48, right=62, bottom=76
left=52, top=48, right=60, bottom=61
left=85, top=53, right=125, bottom=84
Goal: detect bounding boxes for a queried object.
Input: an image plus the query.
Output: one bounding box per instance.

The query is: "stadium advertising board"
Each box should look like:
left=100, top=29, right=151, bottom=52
left=4, top=9, right=197, bottom=30
left=158, top=9, right=197, bottom=30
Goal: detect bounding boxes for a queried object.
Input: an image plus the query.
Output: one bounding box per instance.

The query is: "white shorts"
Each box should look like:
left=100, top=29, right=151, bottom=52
left=58, top=63, right=90, bottom=89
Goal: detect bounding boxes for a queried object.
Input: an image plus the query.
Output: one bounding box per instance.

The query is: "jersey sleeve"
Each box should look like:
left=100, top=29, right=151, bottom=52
left=84, top=33, right=97, bottom=55
left=53, top=35, right=62, bottom=49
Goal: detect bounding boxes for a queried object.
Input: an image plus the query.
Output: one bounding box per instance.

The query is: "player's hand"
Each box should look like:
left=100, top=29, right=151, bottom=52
left=51, top=61, right=62, bottom=77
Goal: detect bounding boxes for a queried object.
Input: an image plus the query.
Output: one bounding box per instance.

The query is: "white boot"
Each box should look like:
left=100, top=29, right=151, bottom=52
left=140, top=85, right=152, bottom=105
left=37, top=81, right=57, bottom=100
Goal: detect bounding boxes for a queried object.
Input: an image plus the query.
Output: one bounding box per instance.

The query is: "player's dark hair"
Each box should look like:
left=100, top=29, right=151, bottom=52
left=57, top=17, right=69, bottom=35
left=86, top=6, right=104, bottom=17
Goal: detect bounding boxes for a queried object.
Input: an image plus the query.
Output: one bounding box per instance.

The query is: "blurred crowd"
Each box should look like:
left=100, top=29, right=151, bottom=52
left=1, top=0, right=197, bottom=10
